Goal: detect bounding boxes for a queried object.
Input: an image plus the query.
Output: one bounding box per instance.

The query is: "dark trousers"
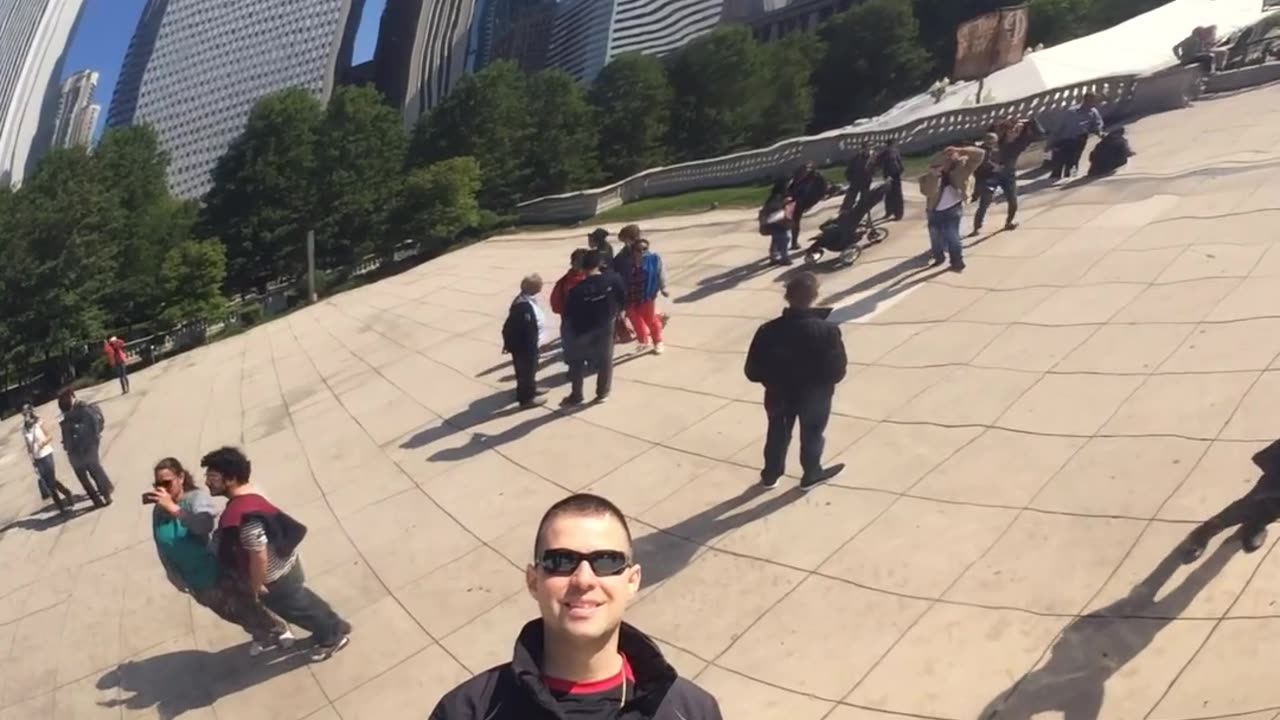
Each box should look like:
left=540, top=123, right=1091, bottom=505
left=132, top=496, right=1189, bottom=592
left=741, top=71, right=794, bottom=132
left=568, top=325, right=615, bottom=400
left=762, top=386, right=833, bottom=480
left=1194, top=474, right=1280, bottom=540
left=192, top=580, right=287, bottom=643
left=35, top=455, right=73, bottom=510
left=883, top=175, right=904, bottom=220
left=841, top=179, right=871, bottom=212
left=261, top=561, right=348, bottom=646
left=974, top=172, right=1019, bottom=231
left=116, top=363, right=130, bottom=394
left=1051, top=136, right=1089, bottom=178
left=511, top=349, right=537, bottom=405
left=70, top=456, right=113, bottom=505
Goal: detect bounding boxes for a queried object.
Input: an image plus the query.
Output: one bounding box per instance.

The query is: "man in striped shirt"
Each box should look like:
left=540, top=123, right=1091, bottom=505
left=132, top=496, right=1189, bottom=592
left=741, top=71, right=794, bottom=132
left=203, top=446, right=352, bottom=661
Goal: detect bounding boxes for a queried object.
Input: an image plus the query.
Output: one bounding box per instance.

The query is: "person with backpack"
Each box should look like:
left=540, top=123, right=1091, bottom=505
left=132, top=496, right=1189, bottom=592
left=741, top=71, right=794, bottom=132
left=759, top=179, right=796, bottom=265
left=785, top=162, right=830, bottom=250
left=202, top=446, right=352, bottom=662
left=57, top=389, right=113, bottom=507
left=622, top=238, right=669, bottom=355
left=502, top=274, right=549, bottom=409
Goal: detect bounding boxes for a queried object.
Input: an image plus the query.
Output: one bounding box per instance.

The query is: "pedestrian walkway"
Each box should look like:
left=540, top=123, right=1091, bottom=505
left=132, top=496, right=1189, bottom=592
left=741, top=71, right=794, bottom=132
left=1, top=84, right=1279, bottom=720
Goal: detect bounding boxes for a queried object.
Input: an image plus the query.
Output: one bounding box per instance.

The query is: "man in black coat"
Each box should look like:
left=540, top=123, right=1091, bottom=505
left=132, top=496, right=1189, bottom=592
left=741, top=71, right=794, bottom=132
left=745, top=272, right=847, bottom=490
left=877, top=139, right=906, bottom=221
left=429, top=493, right=723, bottom=720
left=841, top=141, right=873, bottom=212
left=564, top=251, right=626, bottom=406
left=785, top=162, right=829, bottom=250
left=502, top=274, right=548, bottom=409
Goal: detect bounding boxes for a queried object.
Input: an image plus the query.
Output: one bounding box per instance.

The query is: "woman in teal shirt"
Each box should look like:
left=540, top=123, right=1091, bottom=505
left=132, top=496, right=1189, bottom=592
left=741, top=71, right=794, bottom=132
left=148, top=457, right=292, bottom=655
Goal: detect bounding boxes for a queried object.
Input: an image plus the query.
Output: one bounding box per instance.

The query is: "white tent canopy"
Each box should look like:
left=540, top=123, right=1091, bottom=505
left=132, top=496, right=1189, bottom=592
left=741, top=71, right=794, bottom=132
left=856, top=0, right=1275, bottom=131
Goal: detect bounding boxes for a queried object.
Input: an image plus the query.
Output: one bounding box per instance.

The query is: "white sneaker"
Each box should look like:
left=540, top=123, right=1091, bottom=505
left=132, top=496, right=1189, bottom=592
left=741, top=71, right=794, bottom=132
left=635, top=343, right=651, bottom=354
left=653, top=342, right=665, bottom=355
left=249, top=629, right=296, bottom=657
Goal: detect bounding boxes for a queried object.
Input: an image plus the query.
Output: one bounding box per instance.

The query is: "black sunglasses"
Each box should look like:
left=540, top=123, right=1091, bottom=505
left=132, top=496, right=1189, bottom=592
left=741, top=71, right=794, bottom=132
left=538, top=549, right=630, bottom=577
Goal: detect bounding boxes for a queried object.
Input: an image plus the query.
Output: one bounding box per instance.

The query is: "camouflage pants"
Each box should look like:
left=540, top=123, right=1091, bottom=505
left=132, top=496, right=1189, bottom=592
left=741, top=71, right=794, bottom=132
left=191, top=580, right=287, bottom=643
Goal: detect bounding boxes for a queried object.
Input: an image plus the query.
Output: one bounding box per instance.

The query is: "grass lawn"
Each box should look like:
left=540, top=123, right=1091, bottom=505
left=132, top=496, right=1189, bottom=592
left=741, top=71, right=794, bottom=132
left=590, top=156, right=934, bottom=224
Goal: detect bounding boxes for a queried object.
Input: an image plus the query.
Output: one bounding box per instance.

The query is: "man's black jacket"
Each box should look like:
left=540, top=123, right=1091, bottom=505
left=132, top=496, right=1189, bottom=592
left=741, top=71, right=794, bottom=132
left=502, top=297, right=539, bottom=356
left=745, top=307, right=847, bottom=392
left=566, top=272, right=626, bottom=335
left=429, top=620, right=723, bottom=719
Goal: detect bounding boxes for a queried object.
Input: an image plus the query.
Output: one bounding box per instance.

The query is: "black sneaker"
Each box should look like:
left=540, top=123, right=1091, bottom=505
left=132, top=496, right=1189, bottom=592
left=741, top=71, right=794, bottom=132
left=1004, top=222, right=1019, bottom=231
left=560, top=395, right=584, bottom=407
left=1244, top=526, right=1269, bottom=554
left=800, top=464, right=845, bottom=491
left=949, top=262, right=966, bottom=273
left=593, top=394, right=610, bottom=405
left=519, top=397, right=547, bottom=410
left=309, top=635, right=350, bottom=662
left=760, top=474, right=780, bottom=490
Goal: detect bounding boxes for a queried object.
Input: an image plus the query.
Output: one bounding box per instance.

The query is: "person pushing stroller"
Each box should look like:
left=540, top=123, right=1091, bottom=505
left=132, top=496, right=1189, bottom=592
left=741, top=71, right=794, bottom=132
left=803, top=183, right=890, bottom=268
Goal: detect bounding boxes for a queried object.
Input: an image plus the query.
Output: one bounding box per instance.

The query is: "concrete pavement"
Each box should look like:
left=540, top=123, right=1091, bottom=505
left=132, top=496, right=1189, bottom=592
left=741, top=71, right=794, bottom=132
left=3, top=83, right=1280, bottom=719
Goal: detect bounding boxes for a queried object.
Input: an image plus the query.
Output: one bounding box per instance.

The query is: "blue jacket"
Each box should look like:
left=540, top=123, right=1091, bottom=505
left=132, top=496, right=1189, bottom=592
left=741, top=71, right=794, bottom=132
left=626, top=252, right=666, bottom=304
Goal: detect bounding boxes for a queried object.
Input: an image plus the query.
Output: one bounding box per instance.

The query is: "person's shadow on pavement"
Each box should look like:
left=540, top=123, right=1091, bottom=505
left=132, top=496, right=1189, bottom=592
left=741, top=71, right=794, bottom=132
left=979, top=535, right=1241, bottom=720
left=97, top=642, right=311, bottom=719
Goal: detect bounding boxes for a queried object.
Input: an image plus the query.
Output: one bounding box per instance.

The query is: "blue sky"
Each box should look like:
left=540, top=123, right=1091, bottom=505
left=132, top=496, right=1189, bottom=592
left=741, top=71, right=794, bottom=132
left=61, top=0, right=389, bottom=139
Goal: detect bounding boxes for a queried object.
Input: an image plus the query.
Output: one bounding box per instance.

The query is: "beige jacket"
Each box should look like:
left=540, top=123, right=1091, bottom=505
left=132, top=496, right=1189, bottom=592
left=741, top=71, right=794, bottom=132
left=917, top=147, right=987, bottom=212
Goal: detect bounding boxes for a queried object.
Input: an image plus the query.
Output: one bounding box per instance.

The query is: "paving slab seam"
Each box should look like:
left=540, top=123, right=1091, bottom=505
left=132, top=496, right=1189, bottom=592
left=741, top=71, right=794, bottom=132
left=266, top=321, right=480, bottom=706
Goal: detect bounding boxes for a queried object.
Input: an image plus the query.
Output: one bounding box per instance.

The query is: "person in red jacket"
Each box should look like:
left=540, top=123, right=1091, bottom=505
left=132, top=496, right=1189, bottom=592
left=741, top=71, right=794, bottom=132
left=104, top=336, right=130, bottom=394
left=551, top=249, right=589, bottom=368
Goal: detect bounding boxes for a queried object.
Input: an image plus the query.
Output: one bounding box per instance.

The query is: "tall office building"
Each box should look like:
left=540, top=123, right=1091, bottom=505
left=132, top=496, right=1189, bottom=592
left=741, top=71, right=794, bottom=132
left=544, top=0, right=724, bottom=85
left=50, top=68, right=98, bottom=149
left=0, top=0, right=86, bottom=185
left=374, top=0, right=481, bottom=128
left=106, top=0, right=366, bottom=199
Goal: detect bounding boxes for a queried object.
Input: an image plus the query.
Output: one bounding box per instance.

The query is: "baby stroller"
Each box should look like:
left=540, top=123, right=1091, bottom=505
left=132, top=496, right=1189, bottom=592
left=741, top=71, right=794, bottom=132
left=803, top=183, right=890, bottom=268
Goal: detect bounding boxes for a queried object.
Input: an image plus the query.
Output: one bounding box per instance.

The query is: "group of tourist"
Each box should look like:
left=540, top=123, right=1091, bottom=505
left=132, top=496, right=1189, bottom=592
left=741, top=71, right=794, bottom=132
left=503, top=224, right=668, bottom=409
left=148, top=447, right=351, bottom=662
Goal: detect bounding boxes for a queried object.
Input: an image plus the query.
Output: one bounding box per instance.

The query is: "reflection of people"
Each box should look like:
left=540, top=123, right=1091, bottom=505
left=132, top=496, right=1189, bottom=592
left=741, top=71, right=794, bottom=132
left=204, top=446, right=352, bottom=662
left=980, top=538, right=1238, bottom=720
left=841, top=142, right=873, bottom=212
left=876, top=139, right=905, bottom=221
left=1087, top=128, right=1135, bottom=177
left=918, top=145, right=985, bottom=272
left=21, top=403, right=74, bottom=513
left=785, top=162, right=829, bottom=250
left=58, top=390, right=113, bottom=507
left=429, top=493, right=723, bottom=719
left=973, top=117, right=1042, bottom=235
left=104, top=336, right=130, bottom=394
left=759, top=179, right=795, bottom=265
left=744, top=272, right=847, bottom=491
left=147, top=457, right=293, bottom=656
left=1050, top=92, right=1104, bottom=180
left=1182, top=439, right=1280, bottom=562
left=563, top=251, right=626, bottom=406
left=621, top=238, right=668, bottom=354
left=502, top=274, right=548, bottom=409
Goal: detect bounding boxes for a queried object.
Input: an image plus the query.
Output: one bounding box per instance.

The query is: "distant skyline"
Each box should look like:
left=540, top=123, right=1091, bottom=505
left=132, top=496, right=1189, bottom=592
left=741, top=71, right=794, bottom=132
left=59, top=0, right=388, bottom=141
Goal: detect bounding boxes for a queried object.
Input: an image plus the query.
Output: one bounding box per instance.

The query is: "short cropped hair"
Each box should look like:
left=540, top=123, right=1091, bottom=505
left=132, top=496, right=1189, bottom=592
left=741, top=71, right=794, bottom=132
left=785, top=271, right=820, bottom=307
left=200, top=446, right=252, bottom=483
left=582, top=249, right=603, bottom=271
left=570, top=248, right=588, bottom=268
left=534, top=493, right=633, bottom=557
left=521, top=273, right=543, bottom=295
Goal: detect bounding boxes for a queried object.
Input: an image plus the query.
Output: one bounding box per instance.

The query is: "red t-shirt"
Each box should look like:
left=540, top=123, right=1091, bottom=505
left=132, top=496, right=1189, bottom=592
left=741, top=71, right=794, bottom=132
left=543, top=655, right=635, bottom=718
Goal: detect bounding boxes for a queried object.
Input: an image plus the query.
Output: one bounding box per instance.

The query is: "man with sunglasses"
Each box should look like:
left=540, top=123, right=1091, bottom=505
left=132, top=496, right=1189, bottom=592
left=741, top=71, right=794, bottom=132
left=430, top=493, right=722, bottom=719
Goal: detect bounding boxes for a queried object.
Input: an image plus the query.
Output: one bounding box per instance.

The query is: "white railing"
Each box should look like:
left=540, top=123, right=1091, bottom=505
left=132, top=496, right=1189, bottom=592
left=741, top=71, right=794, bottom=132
left=516, top=66, right=1205, bottom=224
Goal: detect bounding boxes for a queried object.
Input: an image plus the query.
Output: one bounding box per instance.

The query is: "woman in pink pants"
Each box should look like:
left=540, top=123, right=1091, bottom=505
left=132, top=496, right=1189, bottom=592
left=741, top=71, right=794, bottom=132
left=622, top=237, right=669, bottom=354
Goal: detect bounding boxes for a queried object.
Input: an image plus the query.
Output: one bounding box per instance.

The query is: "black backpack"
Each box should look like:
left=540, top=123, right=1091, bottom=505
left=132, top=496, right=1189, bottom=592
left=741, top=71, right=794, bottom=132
left=62, top=405, right=100, bottom=454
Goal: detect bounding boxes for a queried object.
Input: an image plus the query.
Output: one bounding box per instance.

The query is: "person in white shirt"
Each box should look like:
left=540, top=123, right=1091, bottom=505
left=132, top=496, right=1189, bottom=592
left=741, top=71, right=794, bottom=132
left=21, top=403, right=74, bottom=513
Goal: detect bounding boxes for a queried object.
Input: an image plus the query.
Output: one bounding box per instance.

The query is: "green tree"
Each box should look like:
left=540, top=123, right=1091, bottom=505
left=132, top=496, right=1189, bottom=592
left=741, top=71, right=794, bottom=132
left=813, top=0, right=932, bottom=130
left=524, top=71, right=599, bottom=197
left=389, top=156, right=482, bottom=254
left=753, top=32, right=825, bottom=146
left=591, top=53, right=673, bottom=182
left=314, top=85, right=407, bottom=264
left=408, top=62, right=529, bottom=210
left=668, top=25, right=768, bottom=160
left=201, top=88, right=324, bottom=294
left=1087, top=0, right=1171, bottom=31
left=158, top=238, right=228, bottom=328
left=1, top=149, right=116, bottom=365
left=1028, top=0, right=1095, bottom=47
left=93, top=126, right=190, bottom=328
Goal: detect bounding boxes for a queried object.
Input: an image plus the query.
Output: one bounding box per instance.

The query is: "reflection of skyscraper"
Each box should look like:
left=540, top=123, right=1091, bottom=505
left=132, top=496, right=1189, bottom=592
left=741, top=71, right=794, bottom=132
left=0, top=0, right=86, bottom=184
left=107, top=0, right=365, bottom=199
left=374, top=0, right=481, bottom=128
left=51, top=69, right=98, bottom=149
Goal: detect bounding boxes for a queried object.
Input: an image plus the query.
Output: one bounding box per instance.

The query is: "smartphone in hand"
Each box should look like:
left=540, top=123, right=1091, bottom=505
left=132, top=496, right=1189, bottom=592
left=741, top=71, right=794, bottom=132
left=142, top=492, right=157, bottom=505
